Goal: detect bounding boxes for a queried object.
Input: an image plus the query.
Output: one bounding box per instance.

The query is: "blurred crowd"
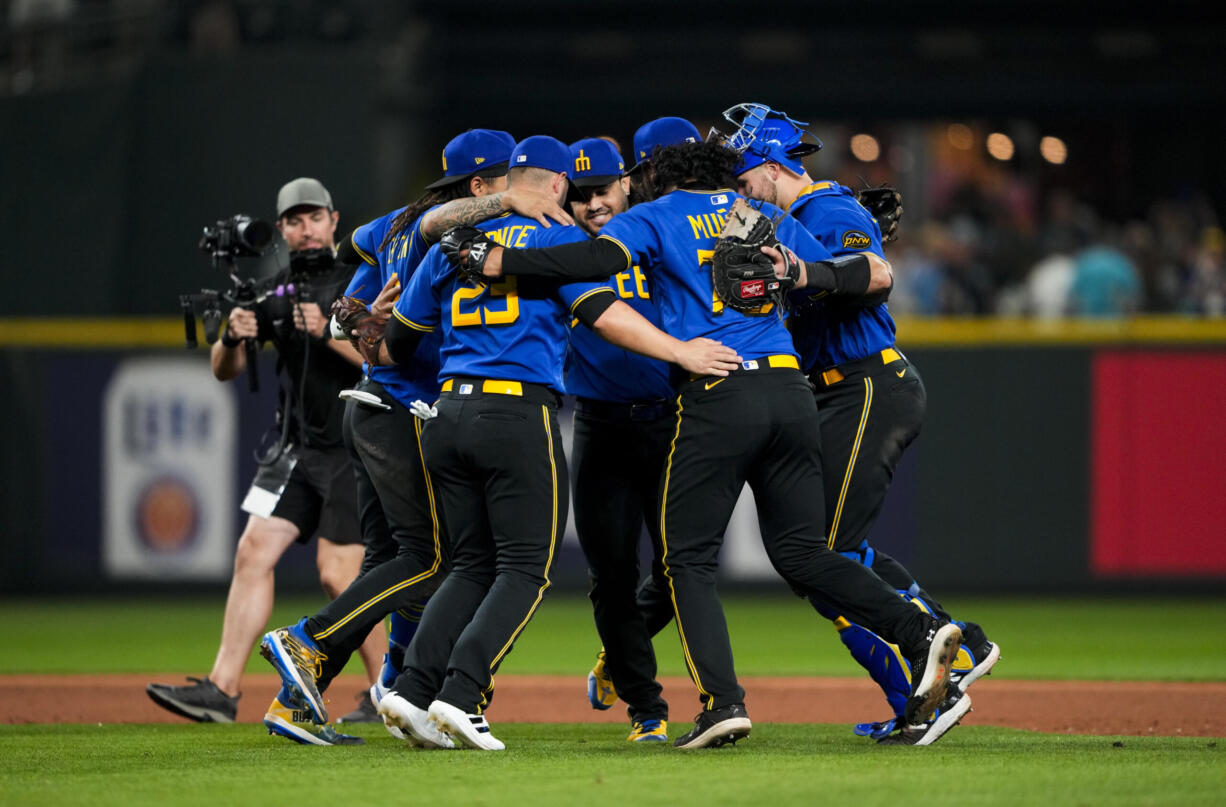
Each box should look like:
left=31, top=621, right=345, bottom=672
left=886, top=180, right=1224, bottom=318
left=7, top=2, right=1222, bottom=319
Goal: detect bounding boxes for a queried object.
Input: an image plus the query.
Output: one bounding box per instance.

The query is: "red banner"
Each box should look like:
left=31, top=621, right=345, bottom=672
left=1091, top=352, right=1226, bottom=576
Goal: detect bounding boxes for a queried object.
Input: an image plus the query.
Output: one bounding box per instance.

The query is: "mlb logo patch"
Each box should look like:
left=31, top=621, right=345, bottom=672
left=516, top=155, right=527, bottom=163
left=742, top=360, right=759, bottom=370
left=459, top=384, right=474, bottom=395
left=711, top=194, right=728, bottom=205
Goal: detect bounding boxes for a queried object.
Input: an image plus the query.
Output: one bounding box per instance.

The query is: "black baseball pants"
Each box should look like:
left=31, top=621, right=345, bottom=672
left=395, top=382, right=567, bottom=714
left=572, top=399, right=674, bottom=723
left=308, top=378, right=447, bottom=690
left=659, top=366, right=935, bottom=711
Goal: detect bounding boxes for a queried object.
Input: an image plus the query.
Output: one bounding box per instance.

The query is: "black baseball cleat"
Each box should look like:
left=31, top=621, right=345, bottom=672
left=146, top=676, right=239, bottom=723
left=903, top=620, right=962, bottom=726
left=674, top=703, right=752, bottom=749
left=878, top=688, right=972, bottom=747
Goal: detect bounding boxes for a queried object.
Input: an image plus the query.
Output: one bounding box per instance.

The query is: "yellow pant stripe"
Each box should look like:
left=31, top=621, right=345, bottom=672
left=315, top=419, right=443, bottom=640
left=828, top=377, right=873, bottom=550
left=486, top=405, right=559, bottom=681
left=658, top=394, right=712, bottom=703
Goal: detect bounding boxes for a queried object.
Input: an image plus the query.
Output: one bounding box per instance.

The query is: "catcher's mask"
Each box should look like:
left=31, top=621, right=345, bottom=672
left=709, top=103, right=822, bottom=177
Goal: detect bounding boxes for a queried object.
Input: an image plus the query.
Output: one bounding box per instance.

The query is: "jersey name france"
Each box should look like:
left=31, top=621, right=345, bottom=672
left=597, top=189, right=832, bottom=360
left=347, top=206, right=443, bottom=405
left=786, top=182, right=896, bottom=371
left=394, top=213, right=607, bottom=392
left=565, top=256, right=672, bottom=403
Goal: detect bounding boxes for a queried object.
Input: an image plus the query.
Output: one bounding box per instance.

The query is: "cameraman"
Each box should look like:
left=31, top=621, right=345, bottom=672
left=148, top=178, right=385, bottom=740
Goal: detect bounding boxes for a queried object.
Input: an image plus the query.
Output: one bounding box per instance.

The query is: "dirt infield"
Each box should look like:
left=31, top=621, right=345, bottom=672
left=3, top=674, right=1223, bottom=736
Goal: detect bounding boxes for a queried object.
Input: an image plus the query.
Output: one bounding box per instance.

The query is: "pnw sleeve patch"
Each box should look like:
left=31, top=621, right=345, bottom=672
left=842, top=230, right=872, bottom=249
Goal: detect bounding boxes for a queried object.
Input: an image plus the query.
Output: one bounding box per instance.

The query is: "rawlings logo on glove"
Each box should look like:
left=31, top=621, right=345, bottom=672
left=710, top=199, right=799, bottom=315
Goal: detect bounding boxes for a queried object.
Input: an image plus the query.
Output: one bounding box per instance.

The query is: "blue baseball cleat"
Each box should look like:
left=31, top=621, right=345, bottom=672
left=264, top=686, right=364, bottom=746
left=259, top=617, right=329, bottom=725
left=587, top=651, right=618, bottom=711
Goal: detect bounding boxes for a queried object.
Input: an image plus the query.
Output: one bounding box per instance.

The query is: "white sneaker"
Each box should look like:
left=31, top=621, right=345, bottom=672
left=427, top=699, right=505, bottom=751
left=377, top=692, right=454, bottom=749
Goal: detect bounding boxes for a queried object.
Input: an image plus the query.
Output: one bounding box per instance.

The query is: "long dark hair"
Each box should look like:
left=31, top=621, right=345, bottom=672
left=650, top=141, right=740, bottom=197
left=378, top=181, right=473, bottom=252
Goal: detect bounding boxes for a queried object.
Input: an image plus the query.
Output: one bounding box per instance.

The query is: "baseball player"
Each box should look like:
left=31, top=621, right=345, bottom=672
left=368, top=135, right=739, bottom=751
left=721, top=103, right=1000, bottom=745
left=625, top=116, right=702, bottom=205
left=257, top=130, right=524, bottom=739
left=444, top=140, right=964, bottom=750
left=564, top=136, right=676, bottom=742
left=147, top=178, right=383, bottom=745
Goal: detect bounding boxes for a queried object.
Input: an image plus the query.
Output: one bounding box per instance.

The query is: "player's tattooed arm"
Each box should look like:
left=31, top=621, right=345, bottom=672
left=420, top=187, right=573, bottom=244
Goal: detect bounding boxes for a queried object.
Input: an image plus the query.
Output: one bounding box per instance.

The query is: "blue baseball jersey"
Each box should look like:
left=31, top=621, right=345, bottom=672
left=564, top=251, right=673, bottom=403
left=347, top=206, right=443, bottom=406
left=597, top=189, right=832, bottom=360
left=393, top=213, right=606, bottom=392
left=786, top=181, right=897, bottom=371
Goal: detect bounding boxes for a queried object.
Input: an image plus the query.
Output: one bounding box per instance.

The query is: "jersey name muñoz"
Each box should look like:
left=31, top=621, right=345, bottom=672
left=597, top=189, right=832, bottom=360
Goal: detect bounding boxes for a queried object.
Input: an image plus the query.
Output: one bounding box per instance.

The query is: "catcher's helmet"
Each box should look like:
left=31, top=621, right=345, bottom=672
left=710, top=103, right=822, bottom=177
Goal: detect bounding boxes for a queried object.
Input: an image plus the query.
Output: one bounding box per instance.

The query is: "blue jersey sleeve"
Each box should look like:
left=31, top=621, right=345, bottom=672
left=392, top=247, right=445, bottom=333
left=775, top=212, right=834, bottom=263
left=791, top=185, right=885, bottom=259
left=343, top=216, right=388, bottom=301
left=594, top=207, right=660, bottom=275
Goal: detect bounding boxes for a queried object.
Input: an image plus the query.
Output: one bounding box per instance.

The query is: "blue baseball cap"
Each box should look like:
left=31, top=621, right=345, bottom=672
left=629, top=117, right=701, bottom=173
left=425, top=129, right=517, bottom=190
left=510, top=135, right=570, bottom=175
left=569, top=138, right=626, bottom=187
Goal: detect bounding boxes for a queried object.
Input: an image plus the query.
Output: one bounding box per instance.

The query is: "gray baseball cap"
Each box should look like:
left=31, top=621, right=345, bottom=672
left=276, top=177, right=333, bottom=218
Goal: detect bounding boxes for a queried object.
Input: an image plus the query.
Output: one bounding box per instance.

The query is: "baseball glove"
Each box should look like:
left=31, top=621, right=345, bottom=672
left=330, top=296, right=387, bottom=364
left=439, top=225, right=496, bottom=285
left=330, top=295, right=373, bottom=339
left=351, top=316, right=387, bottom=366
left=856, top=184, right=903, bottom=243
left=711, top=198, right=797, bottom=315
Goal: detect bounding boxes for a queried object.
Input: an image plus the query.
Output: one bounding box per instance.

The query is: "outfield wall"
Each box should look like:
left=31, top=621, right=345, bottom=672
left=1, top=317, right=1223, bottom=594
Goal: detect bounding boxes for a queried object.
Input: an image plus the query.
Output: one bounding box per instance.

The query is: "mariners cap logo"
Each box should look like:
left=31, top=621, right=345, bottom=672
left=441, top=150, right=448, bottom=171
left=575, top=149, right=592, bottom=173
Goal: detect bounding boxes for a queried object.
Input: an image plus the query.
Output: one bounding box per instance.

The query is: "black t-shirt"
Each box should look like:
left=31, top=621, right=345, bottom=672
left=253, top=257, right=360, bottom=449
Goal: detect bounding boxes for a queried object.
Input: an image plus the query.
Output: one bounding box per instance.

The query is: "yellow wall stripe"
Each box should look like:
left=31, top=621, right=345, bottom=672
left=5, top=315, right=1226, bottom=349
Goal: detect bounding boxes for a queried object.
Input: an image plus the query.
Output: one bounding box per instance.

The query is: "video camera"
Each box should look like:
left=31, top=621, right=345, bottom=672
left=179, top=214, right=275, bottom=392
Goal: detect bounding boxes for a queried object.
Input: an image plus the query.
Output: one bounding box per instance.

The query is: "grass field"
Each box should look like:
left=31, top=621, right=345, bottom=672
left=5, top=594, right=1225, bottom=680
left=3, top=594, right=1224, bottom=806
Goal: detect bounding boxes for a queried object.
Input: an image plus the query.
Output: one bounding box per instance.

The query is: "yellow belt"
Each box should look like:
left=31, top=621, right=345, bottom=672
left=819, top=348, right=902, bottom=386
left=689, top=354, right=798, bottom=383
left=440, top=378, right=524, bottom=396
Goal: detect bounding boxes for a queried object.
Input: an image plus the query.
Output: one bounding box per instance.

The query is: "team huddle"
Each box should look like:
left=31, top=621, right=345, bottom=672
left=151, top=103, right=999, bottom=751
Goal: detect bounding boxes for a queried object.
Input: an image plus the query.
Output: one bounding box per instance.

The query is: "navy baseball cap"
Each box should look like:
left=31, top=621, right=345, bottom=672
left=629, top=116, right=701, bottom=173
left=425, top=129, right=517, bottom=190
left=569, top=138, right=626, bottom=187
left=510, top=135, right=570, bottom=175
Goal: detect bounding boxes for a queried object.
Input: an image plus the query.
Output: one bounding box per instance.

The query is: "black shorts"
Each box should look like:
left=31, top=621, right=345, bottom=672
left=246, top=443, right=360, bottom=545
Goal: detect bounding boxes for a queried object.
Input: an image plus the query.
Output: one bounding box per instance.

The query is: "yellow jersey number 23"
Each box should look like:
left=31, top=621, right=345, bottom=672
left=451, top=277, right=520, bottom=327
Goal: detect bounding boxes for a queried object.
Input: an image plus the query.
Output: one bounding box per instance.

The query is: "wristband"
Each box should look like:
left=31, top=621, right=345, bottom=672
left=221, top=330, right=244, bottom=348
